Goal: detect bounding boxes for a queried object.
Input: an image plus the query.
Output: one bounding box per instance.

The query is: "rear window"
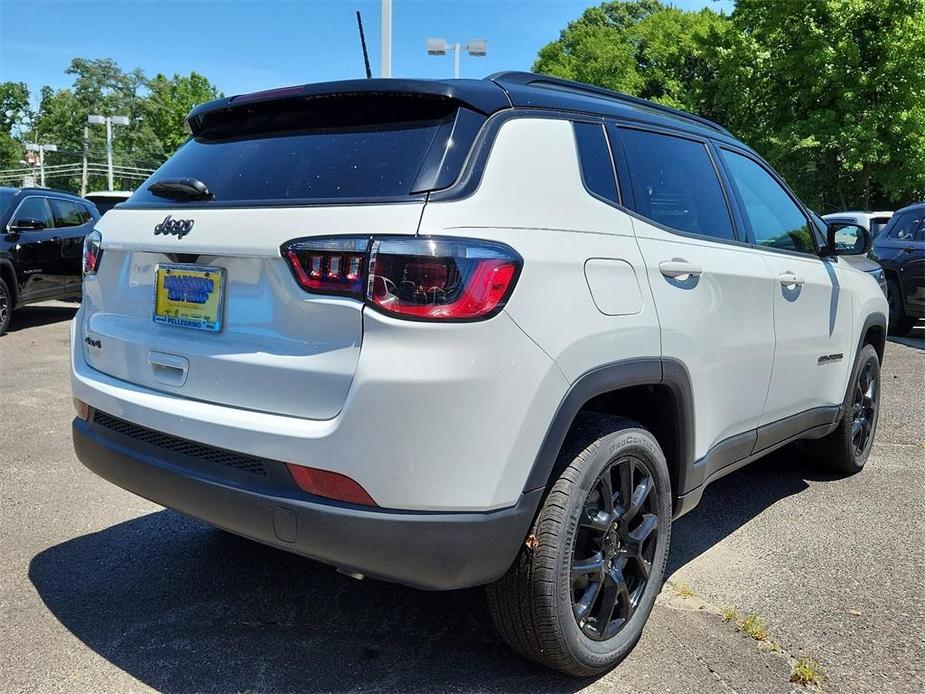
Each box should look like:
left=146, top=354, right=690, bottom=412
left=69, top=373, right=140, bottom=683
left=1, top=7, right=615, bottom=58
left=869, top=216, right=891, bottom=237
left=130, top=94, right=463, bottom=204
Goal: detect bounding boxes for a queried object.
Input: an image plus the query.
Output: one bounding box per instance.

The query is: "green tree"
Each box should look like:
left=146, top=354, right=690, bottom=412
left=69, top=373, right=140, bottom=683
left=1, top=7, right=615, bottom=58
left=534, top=0, right=925, bottom=211
left=0, top=81, right=31, bottom=169
left=144, top=72, right=222, bottom=157
left=533, top=0, right=729, bottom=112
left=25, top=58, right=221, bottom=193
left=722, top=0, right=925, bottom=210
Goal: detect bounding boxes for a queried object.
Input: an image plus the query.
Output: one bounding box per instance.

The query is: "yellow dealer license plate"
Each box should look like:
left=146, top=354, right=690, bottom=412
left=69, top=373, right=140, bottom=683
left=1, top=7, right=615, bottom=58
left=153, top=264, right=225, bottom=332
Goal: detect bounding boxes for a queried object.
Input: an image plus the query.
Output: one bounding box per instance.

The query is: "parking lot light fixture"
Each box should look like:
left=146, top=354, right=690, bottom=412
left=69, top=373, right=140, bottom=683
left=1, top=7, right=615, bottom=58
left=425, top=38, right=488, bottom=78
left=88, top=114, right=131, bottom=191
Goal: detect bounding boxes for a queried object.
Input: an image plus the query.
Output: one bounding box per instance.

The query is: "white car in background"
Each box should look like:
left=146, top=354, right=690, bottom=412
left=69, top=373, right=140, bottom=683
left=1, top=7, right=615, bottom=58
left=84, top=190, right=132, bottom=216
left=823, top=210, right=893, bottom=238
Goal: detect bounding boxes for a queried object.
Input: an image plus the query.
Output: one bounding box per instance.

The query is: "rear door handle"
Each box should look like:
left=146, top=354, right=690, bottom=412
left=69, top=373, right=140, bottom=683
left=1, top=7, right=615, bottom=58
left=659, top=261, right=703, bottom=279
left=778, top=271, right=805, bottom=287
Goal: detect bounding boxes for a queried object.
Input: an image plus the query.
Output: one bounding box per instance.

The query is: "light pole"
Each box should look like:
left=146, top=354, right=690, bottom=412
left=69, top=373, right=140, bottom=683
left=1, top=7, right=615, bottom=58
left=426, top=38, right=487, bottom=78
left=381, top=0, right=392, bottom=77
left=88, top=114, right=130, bottom=191
left=24, top=143, right=58, bottom=187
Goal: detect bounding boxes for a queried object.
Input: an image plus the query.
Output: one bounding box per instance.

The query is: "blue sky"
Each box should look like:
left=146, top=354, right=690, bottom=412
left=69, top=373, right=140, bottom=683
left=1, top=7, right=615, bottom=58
left=0, top=0, right=732, bottom=104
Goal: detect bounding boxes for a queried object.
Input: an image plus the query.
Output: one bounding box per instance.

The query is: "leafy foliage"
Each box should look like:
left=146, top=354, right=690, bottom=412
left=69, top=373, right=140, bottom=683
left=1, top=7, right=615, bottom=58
left=1, top=58, right=220, bottom=193
left=534, top=0, right=925, bottom=211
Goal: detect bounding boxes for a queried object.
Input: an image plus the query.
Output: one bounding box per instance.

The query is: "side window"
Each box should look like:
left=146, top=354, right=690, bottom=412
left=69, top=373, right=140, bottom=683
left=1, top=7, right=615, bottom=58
left=10, top=197, right=54, bottom=230
left=49, top=199, right=86, bottom=228
left=720, top=149, right=814, bottom=253
left=887, top=211, right=922, bottom=241
left=573, top=122, right=618, bottom=204
left=614, top=127, right=735, bottom=241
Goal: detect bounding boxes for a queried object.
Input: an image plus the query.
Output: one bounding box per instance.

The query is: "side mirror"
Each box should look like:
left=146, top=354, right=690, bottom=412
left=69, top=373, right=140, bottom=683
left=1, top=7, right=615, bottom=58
left=822, top=221, right=871, bottom=257
left=10, top=218, right=46, bottom=232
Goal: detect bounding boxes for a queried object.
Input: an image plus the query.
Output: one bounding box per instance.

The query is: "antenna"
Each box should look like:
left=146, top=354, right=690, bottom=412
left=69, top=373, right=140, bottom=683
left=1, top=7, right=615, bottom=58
left=356, top=11, right=372, bottom=79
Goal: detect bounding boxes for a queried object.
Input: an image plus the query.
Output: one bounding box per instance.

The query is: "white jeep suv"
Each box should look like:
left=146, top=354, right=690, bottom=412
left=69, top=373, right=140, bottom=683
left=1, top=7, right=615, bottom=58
left=71, top=73, right=888, bottom=676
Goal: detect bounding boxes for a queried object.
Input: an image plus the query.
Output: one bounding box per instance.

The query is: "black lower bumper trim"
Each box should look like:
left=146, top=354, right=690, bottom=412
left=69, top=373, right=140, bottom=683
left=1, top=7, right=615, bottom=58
left=73, top=418, right=541, bottom=590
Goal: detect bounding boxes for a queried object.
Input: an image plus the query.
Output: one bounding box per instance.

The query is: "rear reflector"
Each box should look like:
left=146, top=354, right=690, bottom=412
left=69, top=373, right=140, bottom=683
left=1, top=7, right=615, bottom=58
left=73, top=398, right=91, bottom=421
left=286, top=463, right=378, bottom=507
left=282, top=235, right=521, bottom=321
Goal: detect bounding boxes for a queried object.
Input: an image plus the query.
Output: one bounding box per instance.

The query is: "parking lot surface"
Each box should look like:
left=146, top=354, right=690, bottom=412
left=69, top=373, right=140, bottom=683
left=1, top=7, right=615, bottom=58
left=1, top=303, right=923, bottom=693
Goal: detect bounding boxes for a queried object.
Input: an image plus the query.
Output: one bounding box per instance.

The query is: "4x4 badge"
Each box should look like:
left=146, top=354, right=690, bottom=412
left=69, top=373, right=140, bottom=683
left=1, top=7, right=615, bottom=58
left=154, top=215, right=194, bottom=238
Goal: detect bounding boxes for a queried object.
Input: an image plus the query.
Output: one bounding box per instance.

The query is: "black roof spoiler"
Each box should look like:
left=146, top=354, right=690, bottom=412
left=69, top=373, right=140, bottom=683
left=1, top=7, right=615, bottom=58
left=184, top=78, right=512, bottom=136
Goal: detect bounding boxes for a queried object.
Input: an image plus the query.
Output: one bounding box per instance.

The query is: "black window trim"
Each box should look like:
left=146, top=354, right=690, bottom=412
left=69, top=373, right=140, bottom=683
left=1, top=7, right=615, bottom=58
left=715, top=144, right=823, bottom=259
left=606, top=121, right=744, bottom=246
left=427, top=106, right=814, bottom=263
left=571, top=121, right=622, bottom=208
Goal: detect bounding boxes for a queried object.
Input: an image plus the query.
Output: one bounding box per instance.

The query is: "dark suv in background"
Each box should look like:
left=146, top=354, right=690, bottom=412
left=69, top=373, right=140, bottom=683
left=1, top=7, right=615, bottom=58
left=872, top=202, right=924, bottom=335
left=0, top=187, right=100, bottom=336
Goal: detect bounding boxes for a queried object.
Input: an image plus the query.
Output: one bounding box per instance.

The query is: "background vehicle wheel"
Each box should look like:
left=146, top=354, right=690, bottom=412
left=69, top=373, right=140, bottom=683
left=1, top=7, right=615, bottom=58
left=486, top=413, right=672, bottom=676
left=808, top=344, right=880, bottom=475
left=886, top=278, right=914, bottom=336
left=0, top=277, right=11, bottom=336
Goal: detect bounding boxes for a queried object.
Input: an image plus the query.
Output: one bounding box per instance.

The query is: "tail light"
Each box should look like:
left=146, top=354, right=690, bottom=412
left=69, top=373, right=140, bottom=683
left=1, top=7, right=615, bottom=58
left=83, top=230, right=103, bottom=275
left=285, top=237, right=368, bottom=298
left=282, top=236, right=521, bottom=321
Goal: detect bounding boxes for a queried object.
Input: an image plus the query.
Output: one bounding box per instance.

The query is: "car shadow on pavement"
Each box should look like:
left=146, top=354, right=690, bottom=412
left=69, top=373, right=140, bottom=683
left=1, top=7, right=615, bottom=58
left=30, top=443, right=825, bottom=693
left=888, top=331, right=924, bottom=352
left=666, top=443, right=831, bottom=578
left=7, top=304, right=78, bottom=332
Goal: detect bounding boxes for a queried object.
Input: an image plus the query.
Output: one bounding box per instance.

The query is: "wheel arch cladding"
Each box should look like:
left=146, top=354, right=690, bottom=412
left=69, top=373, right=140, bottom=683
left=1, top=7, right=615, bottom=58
left=0, top=259, right=17, bottom=305
left=522, top=358, right=695, bottom=509
left=861, top=315, right=886, bottom=364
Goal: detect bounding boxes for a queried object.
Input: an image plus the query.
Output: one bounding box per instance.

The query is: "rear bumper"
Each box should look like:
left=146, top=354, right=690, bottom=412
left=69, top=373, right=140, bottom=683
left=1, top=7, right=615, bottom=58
left=73, top=417, right=540, bottom=590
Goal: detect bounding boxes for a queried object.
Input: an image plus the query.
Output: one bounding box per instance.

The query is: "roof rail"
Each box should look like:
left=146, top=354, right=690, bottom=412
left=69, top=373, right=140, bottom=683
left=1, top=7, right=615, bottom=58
left=487, top=71, right=732, bottom=136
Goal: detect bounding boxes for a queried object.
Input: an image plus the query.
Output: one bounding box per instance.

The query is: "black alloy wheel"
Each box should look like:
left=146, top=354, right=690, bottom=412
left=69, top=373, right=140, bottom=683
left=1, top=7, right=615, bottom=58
left=571, top=456, right=659, bottom=641
left=851, top=360, right=878, bottom=456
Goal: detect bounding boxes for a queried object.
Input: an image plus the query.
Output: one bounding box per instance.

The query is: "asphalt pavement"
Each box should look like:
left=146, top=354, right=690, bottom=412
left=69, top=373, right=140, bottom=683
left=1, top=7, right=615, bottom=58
left=1, top=302, right=922, bottom=693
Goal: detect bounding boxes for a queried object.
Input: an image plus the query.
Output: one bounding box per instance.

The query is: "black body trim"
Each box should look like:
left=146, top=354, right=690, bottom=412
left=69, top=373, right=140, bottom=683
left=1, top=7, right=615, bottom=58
left=0, top=257, right=18, bottom=305
left=523, top=357, right=857, bottom=521
left=753, top=407, right=840, bottom=452
left=73, top=417, right=540, bottom=591
left=522, top=358, right=695, bottom=500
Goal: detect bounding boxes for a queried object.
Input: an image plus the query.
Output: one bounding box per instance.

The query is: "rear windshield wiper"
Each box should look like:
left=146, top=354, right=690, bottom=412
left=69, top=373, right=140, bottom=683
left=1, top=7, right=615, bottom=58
left=148, top=177, right=214, bottom=201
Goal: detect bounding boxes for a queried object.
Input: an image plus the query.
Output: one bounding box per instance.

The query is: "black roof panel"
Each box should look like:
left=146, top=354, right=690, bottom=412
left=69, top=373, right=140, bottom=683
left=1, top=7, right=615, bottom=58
left=488, top=71, right=735, bottom=140
left=182, top=72, right=743, bottom=146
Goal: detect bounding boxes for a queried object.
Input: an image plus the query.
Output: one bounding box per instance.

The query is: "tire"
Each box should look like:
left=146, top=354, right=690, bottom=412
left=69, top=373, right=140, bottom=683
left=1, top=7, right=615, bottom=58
left=487, top=413, right=672, bottom=676
left=887, top=278, right=915, bottom=336
left=808, top=344, right=881, bottom=475
left=0, top=277, right=11, bottom=337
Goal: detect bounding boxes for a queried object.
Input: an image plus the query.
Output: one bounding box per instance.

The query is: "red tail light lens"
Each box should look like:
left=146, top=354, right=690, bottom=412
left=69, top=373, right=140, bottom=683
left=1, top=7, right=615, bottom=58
left=282, top=236, right=521, bottom=321
left=367, top=238, right=521, bottom=320
left=83, top=230, right=103, bottom=276
left=284, top=237, right=370, bottom=298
